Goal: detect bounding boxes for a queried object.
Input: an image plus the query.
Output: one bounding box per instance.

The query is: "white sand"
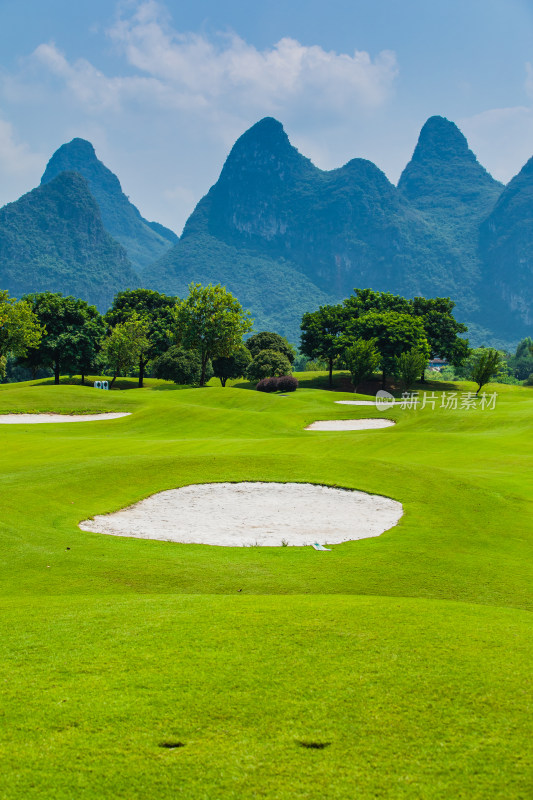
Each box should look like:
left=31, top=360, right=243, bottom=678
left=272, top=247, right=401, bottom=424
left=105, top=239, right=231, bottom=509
left=0, top=413, right=130, bottom=424
left=79, top=481, right=403, bottom=547
left=305, top=419, right=395, bottom=431
left=335, top=400, right=401, bottom=406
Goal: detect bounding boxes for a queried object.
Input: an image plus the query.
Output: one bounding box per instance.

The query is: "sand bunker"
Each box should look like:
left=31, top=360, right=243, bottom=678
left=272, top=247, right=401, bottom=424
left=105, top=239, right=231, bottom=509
left=79, top=481, right=403, bottom=547
left=305, top=419, right=395, bottom=431
left=335, top=400, right=400, bottom=406
left=0, top=413, right=130, bottom=424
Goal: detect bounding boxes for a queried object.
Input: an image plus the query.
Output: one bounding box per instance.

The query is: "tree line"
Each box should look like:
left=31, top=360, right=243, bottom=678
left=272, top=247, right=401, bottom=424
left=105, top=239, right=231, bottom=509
left=0, top=285, right=256, bottom=388
left=299, top=289, right=470, bottom=389
left=2, top=284, right=528, bottom=394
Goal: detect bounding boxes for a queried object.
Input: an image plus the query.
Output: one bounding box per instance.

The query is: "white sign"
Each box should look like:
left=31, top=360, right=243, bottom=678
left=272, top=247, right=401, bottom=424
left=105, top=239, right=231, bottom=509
left=93, top=380, right=109, bottom=390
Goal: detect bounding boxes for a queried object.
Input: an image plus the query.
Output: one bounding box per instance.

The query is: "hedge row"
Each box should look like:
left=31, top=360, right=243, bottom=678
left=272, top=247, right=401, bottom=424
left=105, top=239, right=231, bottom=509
left=256, top=375, right=298, bottom=392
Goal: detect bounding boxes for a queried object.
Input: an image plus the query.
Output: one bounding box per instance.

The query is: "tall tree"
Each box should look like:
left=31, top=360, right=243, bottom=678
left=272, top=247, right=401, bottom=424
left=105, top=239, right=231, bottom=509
left=20, top=293, right=105, bottom=384
left=212, top=346, right=252, bottom=387
left=105, top=289, right=177, bottom=387
left=411, top=296, right=469, bottom=381
left=300, top=304, right=346, bottom=388
left=101, top=315, right=149, bottom=388
left=353, top=311, right=430, bottom=387
left=245, top=332, right=295, bottom=363
left=343, top=338, right=381, bottom=392
left=0, top=291, right=43, bottom=378
left=469, top=348, right=503, bottom=395
left=174, top=284, right=253, bottom=387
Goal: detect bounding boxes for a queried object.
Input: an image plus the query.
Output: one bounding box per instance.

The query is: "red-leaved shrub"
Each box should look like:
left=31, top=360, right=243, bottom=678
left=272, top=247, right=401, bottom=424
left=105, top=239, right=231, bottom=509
left=256, top=377, right=279, bottom=392
left=277, top=375, right=298, bottom=392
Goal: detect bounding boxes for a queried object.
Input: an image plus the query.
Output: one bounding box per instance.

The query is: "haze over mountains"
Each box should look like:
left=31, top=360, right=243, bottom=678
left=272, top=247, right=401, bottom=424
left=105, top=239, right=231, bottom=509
left=0, top=116, right=531, bottom=346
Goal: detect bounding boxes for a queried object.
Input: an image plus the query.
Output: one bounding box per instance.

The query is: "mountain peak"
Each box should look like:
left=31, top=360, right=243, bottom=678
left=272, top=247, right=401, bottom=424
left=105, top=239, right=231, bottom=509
left=40, top=138, right=177, bottom=272
left=409, top=116, right=473, bottom=164
left=398, top=115, right=501, bottom=208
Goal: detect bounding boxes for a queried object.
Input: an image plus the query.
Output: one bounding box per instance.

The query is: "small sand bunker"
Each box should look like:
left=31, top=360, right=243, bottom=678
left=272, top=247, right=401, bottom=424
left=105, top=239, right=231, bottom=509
left=79, top=481, right=403, bottom=547
left=306, top=419, right=395, bottom=431
left=0, top=413, right=130, bottom=424
left=335, top=400, right=400, bottom=406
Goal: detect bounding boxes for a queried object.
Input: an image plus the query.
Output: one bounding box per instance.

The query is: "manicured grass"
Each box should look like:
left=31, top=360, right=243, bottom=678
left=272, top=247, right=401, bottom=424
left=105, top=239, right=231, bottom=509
left=1, top=376, right=532, bottom=798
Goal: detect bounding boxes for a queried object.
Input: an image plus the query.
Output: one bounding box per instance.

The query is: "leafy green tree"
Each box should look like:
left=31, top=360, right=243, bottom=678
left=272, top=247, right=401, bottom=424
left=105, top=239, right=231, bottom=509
left=395, top=348, right=429, bottom=390
left=353, top=311, right=430, bottom=387
left=343, top=338, right=381, bottom=391
left=0, top=291, right=43, bottom=378
left=411, top=296, right=469, bottom=381
left=509, top=337, right=533, bottom=380
left=343, top=288, right=412, bottom=317
left=469, top=348, right=503, bottom=394
left=212, top=346, right=252, bottom=387
left=20, top=292, right=105, bottom=384
left=101, top=315, right=149, bottom=388
left=174, top=284, right=253, bottom=387
left=246, top=349, right=292, bottom=382
left=300, top=303, right=346, bottom=387
left=152, top=346, right=204, bottom=386
left=246, top=332, right=295, bottom=364
left=105, top=289, right=177, bottom=388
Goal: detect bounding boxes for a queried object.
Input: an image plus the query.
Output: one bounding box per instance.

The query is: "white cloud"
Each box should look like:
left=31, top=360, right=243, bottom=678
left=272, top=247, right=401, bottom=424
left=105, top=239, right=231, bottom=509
left=0, top=115, right=42, bottom=176
left=460, top=105, right=533, bottom=183
left=29, top=1, right=397, bottom=122
left=107, top=1, right=398, bottom=114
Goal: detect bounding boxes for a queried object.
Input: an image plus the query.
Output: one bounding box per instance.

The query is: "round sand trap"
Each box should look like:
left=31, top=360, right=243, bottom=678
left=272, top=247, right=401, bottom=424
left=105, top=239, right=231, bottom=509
left=0, top=413, right=130, bottom=424
left=79, top=481, right=403, bottom=547
left=335, top=400, right=400, bottom=406
left=305, top=419, right=395, bottom=431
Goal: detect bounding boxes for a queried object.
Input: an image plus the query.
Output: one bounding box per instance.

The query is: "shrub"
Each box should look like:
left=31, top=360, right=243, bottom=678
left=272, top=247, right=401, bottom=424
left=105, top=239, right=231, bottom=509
left=343, top=338, right=381, bottom=390
left=394, top=348, right=428, bottom=390
left=525, top=373, right=533, bottom=386
left=246, top=349, right=292, bottom=382
left=212, top=345, right=252, bottom=387
left=152, top=346, right=212, bottom=386
left=256, top=377, right=279, bottom=392
left=277, top=375, right=298, bottom=392
left=246, top=332, right=295, bottom=363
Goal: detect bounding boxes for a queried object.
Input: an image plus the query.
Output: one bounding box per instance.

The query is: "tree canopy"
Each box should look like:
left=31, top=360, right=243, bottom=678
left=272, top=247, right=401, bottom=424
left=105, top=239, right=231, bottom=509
left=300, top=303, right=346, bottom=387
left=20, top=292, right=105, bottom=384
left=212, top=346, right=252, bottom=387
left=352, top=310, right=430, bottom=386
left=246, top=349, right=292, bottom=383
left=101, top=315, right=149, bottom=387
left=174, top=284, right=253, bottom=387
left=0, top=291, right=43, bottom=378
left=105, top=289, right=177, bottom=387
left=245, top=331, right=295, bottom=363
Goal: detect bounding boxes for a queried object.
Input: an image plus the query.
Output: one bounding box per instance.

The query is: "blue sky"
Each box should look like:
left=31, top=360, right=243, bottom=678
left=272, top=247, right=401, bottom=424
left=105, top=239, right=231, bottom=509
left=1, top=0, right=532, bottom=233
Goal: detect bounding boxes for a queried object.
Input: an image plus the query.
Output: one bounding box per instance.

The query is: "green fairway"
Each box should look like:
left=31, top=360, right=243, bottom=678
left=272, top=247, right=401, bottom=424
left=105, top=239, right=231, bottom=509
left=1, top=375, right=532, bottom=798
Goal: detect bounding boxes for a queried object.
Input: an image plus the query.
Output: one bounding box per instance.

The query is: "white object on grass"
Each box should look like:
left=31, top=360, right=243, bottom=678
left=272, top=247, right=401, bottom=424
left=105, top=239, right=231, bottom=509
left=0, top=413, right=130, bottom=424
left=305, top=419, right=395, bottom=431
left=79, top=482, right=403, bottom=547
left=312, top=543, right=331, bottom=551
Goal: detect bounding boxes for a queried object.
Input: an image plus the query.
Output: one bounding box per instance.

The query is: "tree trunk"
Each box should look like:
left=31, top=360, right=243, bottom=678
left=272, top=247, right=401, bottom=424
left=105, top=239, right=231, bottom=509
left=220, top=377, right=227, bottom=387
left=81, top=373, right=85, bottom=386
left=420, top=368, right=426, bottom=383
left=54, top=360, right=60, bottom=385
left=110, top=373, right=117, bottom=388
left=382, top=370, right=386, bottom=389
left=328, top=357, right=333, bottom=388
left=138, top=358, right=145, bottom=388
left=200, top=354, right=208, bottom=387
